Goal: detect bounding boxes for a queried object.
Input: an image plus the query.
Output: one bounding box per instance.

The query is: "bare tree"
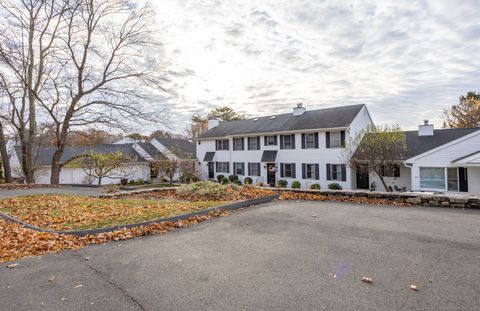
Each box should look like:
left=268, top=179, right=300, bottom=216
left=0, top=0, right=67, bottom=183
left=0, top=120, right=12, bottom=182
left=75, top=151, right=133, bottom=185
left=40, top=0, right=166, bottom=184
left=346, top=124, right=407, bottom=192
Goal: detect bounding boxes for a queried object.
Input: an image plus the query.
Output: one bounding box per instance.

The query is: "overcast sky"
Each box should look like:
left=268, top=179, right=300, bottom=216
left=150, top=0, right=480, bottom=133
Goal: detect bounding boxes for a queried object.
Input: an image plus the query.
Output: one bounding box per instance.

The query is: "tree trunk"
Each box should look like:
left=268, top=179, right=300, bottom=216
left=0, top=122, right=12, bottom=183
left=375, top=171, right=391, bottom=192
left=50, top=148, right=63, bottom=185
left=20, top=136, right=35, bottom=183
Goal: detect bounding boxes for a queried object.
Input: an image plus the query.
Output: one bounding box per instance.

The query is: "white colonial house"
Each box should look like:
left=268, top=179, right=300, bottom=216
left=10, top=138, right=196, bottom=185
left=195, top=104, right=373, bottom=189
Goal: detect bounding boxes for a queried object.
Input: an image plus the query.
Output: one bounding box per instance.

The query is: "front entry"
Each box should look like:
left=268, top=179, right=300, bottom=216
left=356, top=170, right=369, bottom=190
left=267, top=163, right=277, bottom=187
left=208, top=162, right=215, bottom=179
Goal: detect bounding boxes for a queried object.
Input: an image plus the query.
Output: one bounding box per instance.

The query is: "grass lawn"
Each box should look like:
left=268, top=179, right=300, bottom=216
left=0, top=195, right=230, bottom=231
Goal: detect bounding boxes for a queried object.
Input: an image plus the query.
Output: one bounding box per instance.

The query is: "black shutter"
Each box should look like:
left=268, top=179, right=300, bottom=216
left=241, top=138, right=245, bottom=150
left=241, top=163, right=245, bottom=175
left=280, top=135, right=284, bottom=149
left=215, top=140, right=218, bottom=151
left=326, top=132, right=331, bottom=148
left=302, top=164, right=306, bottom=179
left=264, top=136, right=267, bottom=146
left=215, top=162, right=218, bottom=172
left=301, top=134, right=306, bottom=149
left=291, top=134, right=296, bottom=149
left=248, top=163, right=251, bottom=176
left=280, top=163, right=285, bottom=178
left=257, top=137, right=260, bottom=150
left=227, top=163, right=230, bottom=174
left=341, top=164, right=347, bottom=182
left=326, top=164, right=332, bottom=180
left=274, top=135, right=278, bottom=145
left=257, top=163, right=261, bottom=176
left=291, top=163, right=296, bottom=178
left=314, top=133, right=319, bottom=149
left=233, top=162, right=236, bottom=174
left=340, top=131, right=346, bottom=148
left=247, top=137, right=251, bottom=150
left=315, top=164, right=320, bottom=180
left=226, top=140, right=229, bottom=150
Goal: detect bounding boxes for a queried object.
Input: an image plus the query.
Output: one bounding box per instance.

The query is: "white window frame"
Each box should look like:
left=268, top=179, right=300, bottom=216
left=248, top=137, right=259, bottom=150
left=282, top=135, right=293, bottom=149
left=233, top=138, right=244, bottom=151
left=234, top=162, right=245, bottom=175
left=216, top=139, right=229, bottom=150
left=217, top=162, right=229, bottom=173
left=249, top=163, right=260, bottom=176
left=330, top=132, right=342, bottom=148
left=419, top=167, right=446, bottom=190
left=266, top=136, right=276, bottom=146
left=284, top=163, right=293, bottom=178
left=305, top=164, right=315, bottom=179
left=305, top=133, right=315, bottom=149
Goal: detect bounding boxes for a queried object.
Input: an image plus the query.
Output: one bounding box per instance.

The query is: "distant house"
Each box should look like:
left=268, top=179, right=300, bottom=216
left=10, top=138, right=196, bottom=185
left=365, top=122, right=480, bottom=195
left=195, top=104, right=373, bottom=189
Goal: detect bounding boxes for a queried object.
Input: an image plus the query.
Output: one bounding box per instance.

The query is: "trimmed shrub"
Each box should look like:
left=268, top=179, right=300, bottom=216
left=291, top=181, right=301, bottom=189
left=278, top=179, right=288, bottom=188
left=244, top=177, right=253, bottom=185
left=310, top=183, right=321, bottom=190
left=135, top=178, right=145, bottom=185
left=179, top=174, right=200, bottom=184
left=217, top=175, right=225, bottom=182
left=233, top=180, right=242, bottom=185
left=228, top=175, right=239, bottom=182
left=220, top=177, right=229, bottom=185
left=120, top=178, right=128, bottom=185
left=328, top=183, right=343, bottom=190
left=257, top=181, right=264, bottom=187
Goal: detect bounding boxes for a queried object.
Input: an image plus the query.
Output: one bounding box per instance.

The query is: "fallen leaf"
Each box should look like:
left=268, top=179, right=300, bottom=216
left=362, top=277, right=373, bottom=284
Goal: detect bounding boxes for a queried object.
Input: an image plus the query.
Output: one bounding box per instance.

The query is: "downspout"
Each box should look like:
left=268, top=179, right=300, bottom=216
left=403, top=161, right=414, bottom=192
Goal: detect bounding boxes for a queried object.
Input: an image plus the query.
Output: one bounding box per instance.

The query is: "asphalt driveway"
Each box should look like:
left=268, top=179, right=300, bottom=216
left=1, top=201, right=480, bottom=311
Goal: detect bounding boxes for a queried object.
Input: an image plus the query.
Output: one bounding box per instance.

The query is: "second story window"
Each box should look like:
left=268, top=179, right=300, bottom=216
left=215, top=139, right=229, bottom=151
left=302, top=133, right=319, bottom=149
left=248, top=137, right=260, bottom=150
left=280, top=134, right=296, bottom=149
left=326, top=131, right=346, bottom=148
left=233, top=138, right=244, bottom=151
left=264, top=135, right=278, bottom=146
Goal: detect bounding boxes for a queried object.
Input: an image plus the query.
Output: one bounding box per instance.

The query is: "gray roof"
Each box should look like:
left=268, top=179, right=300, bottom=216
left=403, top=128, right=480, bottom=160
left=198, top=104, right=366, bottom=139
left=16, top=144, right=145, bottom=167
left=154, top=138, right=196, bottom=159
left=137, top=142, right=167, bottom=160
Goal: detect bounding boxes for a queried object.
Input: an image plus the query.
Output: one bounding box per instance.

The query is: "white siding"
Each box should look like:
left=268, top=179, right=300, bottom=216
left=409, top=130, right=480, bottom=195
left=195, top=107, right=372, bottom=190
left=367, top=165, right=412, bottom=191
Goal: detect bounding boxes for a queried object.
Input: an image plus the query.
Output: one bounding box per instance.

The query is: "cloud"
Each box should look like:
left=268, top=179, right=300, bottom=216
left=149, top=0, right=480, bottom=133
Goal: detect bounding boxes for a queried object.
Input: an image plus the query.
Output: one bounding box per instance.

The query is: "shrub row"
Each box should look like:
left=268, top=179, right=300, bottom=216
left=277, top=180, right=342, bottom=190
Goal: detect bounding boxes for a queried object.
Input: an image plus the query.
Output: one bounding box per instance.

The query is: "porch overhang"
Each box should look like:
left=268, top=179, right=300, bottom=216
left=203, top=152, right=215, bottom=162
left=261, top=150, right=278, bottom=162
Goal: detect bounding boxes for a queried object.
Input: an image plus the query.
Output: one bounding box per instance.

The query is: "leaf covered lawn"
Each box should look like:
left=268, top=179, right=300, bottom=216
left=0, top=195, right=230, bottom=231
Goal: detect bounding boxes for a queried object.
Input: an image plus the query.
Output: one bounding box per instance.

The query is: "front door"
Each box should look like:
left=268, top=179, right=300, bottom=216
left=208, top=162, right=215, bottom=179
left=267, top=163, right=276, bottom=186
left=356, top=170, right=369, bottom=190
left=459, top=167, right=468, bottom=192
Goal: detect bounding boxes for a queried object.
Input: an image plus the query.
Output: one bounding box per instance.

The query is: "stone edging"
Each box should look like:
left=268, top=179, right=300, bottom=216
left=264, top=187, right=480, bottom=209
left=0, top=194, right=279, bottom=236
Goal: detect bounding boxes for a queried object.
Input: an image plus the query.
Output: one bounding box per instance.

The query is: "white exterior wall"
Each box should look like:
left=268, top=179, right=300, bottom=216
left=196, top=107, right=372, bottom=190
left=408, top=130, right=480, bottom=195
left=34, top=163, right=150, bottom=185
left=367, top=165, right=412, bottom=191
